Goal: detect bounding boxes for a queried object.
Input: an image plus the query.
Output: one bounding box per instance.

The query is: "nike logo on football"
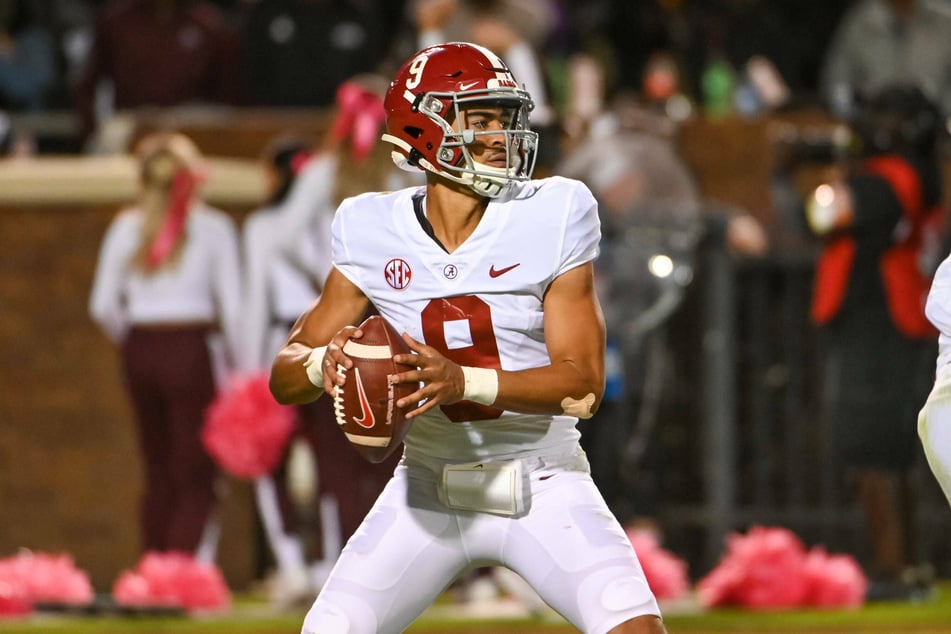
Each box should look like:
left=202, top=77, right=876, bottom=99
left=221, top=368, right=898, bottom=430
left=459, top=81, right=480, bottom=91
left=489, top=263, right=520, bottom=278
left=352, top=368, right=375, bottom=429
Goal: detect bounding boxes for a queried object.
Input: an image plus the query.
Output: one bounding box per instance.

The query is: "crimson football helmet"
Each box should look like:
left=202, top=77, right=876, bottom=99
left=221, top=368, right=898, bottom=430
left=382, top=42, right=538, bottom=198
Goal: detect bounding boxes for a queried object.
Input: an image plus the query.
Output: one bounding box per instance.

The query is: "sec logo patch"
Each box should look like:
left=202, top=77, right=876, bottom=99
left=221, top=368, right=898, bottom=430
left=385, top=258, right=412, bottom=290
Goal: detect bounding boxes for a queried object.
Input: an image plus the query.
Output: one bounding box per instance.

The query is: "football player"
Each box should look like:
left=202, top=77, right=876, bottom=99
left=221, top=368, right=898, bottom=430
left=270, top=42, right=667, bottom=634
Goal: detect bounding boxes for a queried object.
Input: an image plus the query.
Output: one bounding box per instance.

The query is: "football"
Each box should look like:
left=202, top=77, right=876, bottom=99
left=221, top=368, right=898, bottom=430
left=334, top=315, right=416, bottom=463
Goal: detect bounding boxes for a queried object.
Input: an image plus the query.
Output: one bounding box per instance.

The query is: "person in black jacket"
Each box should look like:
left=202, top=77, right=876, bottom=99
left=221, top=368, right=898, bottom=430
left=804, top=84, right=945, bottom=601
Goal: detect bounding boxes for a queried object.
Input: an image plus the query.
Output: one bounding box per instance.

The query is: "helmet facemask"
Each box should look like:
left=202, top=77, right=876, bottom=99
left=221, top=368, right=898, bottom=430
left=440, top=90, right=538, bottom=197
left=392, top=87, right=538, bottom=198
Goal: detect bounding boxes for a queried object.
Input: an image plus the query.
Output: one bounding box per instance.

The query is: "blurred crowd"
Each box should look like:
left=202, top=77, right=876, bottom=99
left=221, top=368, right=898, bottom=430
left=7, top=0, right=947, bottom=157
left=11, top=0, right=951, bottom=611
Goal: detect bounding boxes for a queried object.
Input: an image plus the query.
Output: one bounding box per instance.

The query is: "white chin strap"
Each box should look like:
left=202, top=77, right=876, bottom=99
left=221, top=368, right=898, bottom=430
left=462, top=169, right=509, bottom=198
left=425, top=159, right=509, bottom=198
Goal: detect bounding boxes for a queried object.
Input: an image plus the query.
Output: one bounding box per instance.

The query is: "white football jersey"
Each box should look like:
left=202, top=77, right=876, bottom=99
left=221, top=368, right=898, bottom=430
left=332, top=176, right=600, bottom=464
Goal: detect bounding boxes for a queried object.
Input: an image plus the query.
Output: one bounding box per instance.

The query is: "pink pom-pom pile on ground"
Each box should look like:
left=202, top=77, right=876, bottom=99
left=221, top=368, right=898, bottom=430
left=802, top=547, right=868, bottom=609
left=112, top=551, right=231, bottom=612
left=201, top=372, right=298, bottom=479
left=0, top=583, right=31, bottom=618
left=0, top=550, right=94, bottom=615
left=697, top=525, right=868, bottom=610
left=625, top=528, right=690, bottom=600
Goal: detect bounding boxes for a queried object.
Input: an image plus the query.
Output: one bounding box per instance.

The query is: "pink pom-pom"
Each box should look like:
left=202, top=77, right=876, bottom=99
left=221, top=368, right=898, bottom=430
left=113, top=551, right=230, bottom=612
left=0, top=582, right=31, bottom=618
left=802, top=547, right=867, bottom=609
left=626, top=528, right=690, bottom=600
left=698, top=526, right=809, bottom=610
left=202, top=372, right=298, bottom=479
left=696, top=555, right=746, bottom=608
left=0, top=550, right=94, bottom=609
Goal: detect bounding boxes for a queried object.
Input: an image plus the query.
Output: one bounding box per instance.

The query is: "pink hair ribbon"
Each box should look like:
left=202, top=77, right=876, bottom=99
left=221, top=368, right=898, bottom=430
left=330, top=81, right=386, bottom=163
left=290, top=150, right=312, bottom=174
left=146, top=169, right=196, bottom=268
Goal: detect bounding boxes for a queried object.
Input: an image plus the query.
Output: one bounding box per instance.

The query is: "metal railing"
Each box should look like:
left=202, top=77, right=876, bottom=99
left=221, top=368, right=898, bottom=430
left=651, top=234, right=951, bottom=577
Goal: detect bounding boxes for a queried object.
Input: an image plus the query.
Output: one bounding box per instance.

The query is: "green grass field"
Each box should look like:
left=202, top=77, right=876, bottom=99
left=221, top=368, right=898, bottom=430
left=1, top=585, right=949, bottom=633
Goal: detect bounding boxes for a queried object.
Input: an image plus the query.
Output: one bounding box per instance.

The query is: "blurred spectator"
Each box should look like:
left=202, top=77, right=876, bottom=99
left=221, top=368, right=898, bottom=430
left=0, top=0, right=58, bottom=111
left=75, top=0, right=240, bottom=145
left=558, top=93, right=767, bottom=526
left=89, top=132, right=242, bottom=561
left=44, top=0, right=98, bottom=108
left=240, top=132, right=324, bottom=606
left=0, top=108, right=36, bottom=155
left=802, top=84, right=944, bottom=600
left=586, top=0, right=848, bottom=114
left=821, top=0, right=951, bottom=118
left=241, top=75, right=418, bottom=603
left=235, top=0, right=396, bottom=107
left=579, top=0, right=675, bottom=100
left=716, top=0, right=848, bottom=107
left=0, top=107, right=12, bottom=152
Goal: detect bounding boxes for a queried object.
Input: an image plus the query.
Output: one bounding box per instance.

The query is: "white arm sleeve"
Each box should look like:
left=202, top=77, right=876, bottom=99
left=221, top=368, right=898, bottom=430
left=88, top=212, right=135, bottom=343
left=269, top=155, right=337, bottom=257
left=238, top=213, right=272, bottom=372
left=211, top=211, right=244, bottom=372
left=926, top=252, right=951, bottom=335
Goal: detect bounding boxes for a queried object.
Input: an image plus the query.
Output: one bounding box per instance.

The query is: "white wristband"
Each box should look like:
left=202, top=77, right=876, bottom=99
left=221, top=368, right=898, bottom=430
left=461, top=366, right=498, bottom=405
left=303, top=345, right=328, bottom=389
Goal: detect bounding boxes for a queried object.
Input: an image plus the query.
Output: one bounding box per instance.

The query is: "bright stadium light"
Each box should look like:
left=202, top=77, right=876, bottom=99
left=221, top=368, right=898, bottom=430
left=648, top=254, right=674, bottom=279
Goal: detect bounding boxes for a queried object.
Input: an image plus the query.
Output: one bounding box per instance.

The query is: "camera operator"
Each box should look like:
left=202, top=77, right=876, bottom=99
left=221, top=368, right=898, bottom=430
left=801, top=84, right=945, bottom=601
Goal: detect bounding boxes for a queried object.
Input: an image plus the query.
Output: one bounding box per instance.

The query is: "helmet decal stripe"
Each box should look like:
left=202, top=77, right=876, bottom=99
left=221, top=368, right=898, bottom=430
left=467, top=42, right=505, bottom=68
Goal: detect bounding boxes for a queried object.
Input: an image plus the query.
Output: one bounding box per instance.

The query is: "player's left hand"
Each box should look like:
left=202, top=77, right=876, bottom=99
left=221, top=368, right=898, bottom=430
left=392, top=333, right=464, bottom=418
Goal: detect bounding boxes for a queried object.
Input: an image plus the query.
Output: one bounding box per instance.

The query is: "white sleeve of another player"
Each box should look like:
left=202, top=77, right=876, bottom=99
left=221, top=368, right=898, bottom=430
left=238, top=212, right=272, bottom=372
left=270, top=155, right=337, bottom=257
left=919, top=375, right=951, bottom=507
left=926, top=252, right=951, bottom=335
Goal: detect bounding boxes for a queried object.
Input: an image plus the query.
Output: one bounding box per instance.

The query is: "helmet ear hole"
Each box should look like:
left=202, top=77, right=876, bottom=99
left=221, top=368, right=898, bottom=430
left=408, top=148, right=425, bottom=167
left=404, top=126, right=424, bottom=139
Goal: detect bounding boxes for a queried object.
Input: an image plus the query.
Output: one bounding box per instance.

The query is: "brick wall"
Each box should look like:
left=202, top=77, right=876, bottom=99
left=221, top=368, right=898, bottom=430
left=0, top=114, right=324, bottom=592
left=0, top=201, right=258, bottom=591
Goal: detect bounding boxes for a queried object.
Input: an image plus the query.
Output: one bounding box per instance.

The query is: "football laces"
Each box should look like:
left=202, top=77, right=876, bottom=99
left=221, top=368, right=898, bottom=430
left=333, top=364, right=347, bottom=426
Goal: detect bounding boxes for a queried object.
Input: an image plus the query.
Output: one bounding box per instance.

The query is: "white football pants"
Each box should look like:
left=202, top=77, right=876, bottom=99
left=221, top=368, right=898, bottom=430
left=301, top=461, right=661, bottom=634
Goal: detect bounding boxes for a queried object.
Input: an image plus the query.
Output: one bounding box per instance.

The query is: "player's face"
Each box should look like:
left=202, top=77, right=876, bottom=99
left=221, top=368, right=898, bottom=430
left=458, top=105, right=517, bottom=168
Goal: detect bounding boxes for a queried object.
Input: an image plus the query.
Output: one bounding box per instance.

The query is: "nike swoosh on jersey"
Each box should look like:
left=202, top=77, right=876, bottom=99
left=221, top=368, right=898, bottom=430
left=489, top=263, right=521, bottom=278
left=353, top=368, right=376, bottom=429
